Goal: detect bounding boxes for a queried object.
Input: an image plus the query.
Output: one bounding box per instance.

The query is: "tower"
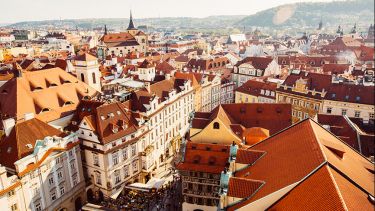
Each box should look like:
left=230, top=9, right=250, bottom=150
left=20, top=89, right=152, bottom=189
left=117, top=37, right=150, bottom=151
left=351, top=23, right=357, bottom=34
left=74, top=53, right=102, bottom=92
left=127, top=10, right=138, bottom=36
left=317, top=19, right=323, bottom=30
left=104, top=25, right=108, bottom=35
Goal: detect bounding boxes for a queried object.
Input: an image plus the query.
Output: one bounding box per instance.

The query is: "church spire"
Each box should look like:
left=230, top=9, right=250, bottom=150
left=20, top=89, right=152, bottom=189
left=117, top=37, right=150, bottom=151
left=127, top=10, right=137, bottom=30
left=104, top=24, right=108, bottom=35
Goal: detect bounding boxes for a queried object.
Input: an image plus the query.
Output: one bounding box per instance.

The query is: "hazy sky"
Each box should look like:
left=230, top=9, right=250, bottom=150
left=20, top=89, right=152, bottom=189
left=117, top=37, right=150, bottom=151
left=1, top=0, right=332, bottom=23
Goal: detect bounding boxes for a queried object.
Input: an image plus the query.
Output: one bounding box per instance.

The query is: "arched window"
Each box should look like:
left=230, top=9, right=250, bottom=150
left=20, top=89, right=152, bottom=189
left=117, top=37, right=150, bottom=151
left=213, top=122, right=220, bottom=129
left=92, top=72, right=96, bottom=84
left=81, top=73, right=85, bottom=83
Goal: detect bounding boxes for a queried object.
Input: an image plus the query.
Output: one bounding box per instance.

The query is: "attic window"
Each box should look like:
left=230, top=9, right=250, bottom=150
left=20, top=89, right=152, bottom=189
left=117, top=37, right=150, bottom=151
left=49, top=83, right=58, bottom=87
left=1, top=90, right=8, bottom=94
left=63, top=80, right=71, bottom=84
left=7, top=147, right=12, bottom=153
left=213, top=122, right=220, bottom=129
left=208, top=157, right=216, bottom=165
left=193, top=155, right=201, bottom=164
left=33, top=87, right=43, bottom=91
left=64, top=101, right=74, bottom=106
left=345, top=95, right=349, bottom=101
left=40, top=108, right=50, bottom=113
left=355, top=96, right=361, bottom=102
left=108, top=113, right=114, bottom=118
left=331, top=93, right=336, bottom=99
left=325, top=145, right=345, bottom=159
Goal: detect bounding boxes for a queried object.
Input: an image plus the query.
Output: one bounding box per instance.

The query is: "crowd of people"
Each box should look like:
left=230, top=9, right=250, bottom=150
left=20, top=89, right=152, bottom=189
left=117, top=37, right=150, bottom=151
left=96, top=174, right=182, bottom=211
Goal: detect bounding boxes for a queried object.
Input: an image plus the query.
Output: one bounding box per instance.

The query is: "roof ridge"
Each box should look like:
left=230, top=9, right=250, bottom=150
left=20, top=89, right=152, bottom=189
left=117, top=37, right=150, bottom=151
left=325, top=165, right=349, bottom=210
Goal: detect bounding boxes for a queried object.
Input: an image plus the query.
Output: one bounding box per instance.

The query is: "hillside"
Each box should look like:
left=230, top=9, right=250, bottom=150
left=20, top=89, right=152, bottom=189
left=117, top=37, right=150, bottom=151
left=6, top=16, right=246, bottom=30
left=236, top=0, right=374, bottom=29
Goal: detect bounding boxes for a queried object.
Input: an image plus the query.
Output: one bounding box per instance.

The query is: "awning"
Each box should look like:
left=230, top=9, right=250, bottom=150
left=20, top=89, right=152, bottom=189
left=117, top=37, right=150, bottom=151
left=110, top=186, right=123, bottom=199
left=125, top=178, right=165, bottom=192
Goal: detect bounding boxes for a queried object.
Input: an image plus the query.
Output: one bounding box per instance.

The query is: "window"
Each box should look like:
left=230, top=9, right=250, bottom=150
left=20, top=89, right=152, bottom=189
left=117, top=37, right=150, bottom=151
left=10, top=203, right=17, bottom=211
left=114, top=170, right=121, bottom=184
left=213, top=122, right=220, bottom=129
left=95, top=172, right=102, bottom=185
left=56, top=157, right=61, bottom=164
left=131, top=145, right=137, bottom=157
left=92, top=73, right=96, bottom=84
left=122, top=148, right=128, bottom=161
left=327, top=107, right=332, bottom=114
left=132, top=160, right=138, bottom=173
left=112, top=151, right=119, bottom=166
left=81, top=73, right=85, bottom=83
left=34, top=202, right=41, bottom=211
left=355, top=111, right=361, bottom=118
left=51, top=191, right=56, bottom=201
left=342, top=109, right=347, bottom=115
left=8, top=190, right=15, bottom=197
left=370, top=113, right=375, bottom=119
left=314, top=104, right=320, bottom=111
left=48, top=177, right=54, bottom=186
left=57, top=171, right=63, bottom=180
left=124, top=165, right=129, bottom=178
left=93, top=153, right=99, bottom=167
left=304, top=113, right=309, bottom=119
left=59, top=185, right=65, bottom=195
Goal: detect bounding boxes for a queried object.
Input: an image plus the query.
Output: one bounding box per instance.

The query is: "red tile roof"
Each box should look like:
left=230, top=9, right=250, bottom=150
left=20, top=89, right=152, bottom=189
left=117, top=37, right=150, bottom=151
left=0, top=118, right=65, bottom=169
left=176, top=142, right=230, bottom=174
left=227, top=177, right=264, bottom=198
left=235, top=80, right=277, bottom=99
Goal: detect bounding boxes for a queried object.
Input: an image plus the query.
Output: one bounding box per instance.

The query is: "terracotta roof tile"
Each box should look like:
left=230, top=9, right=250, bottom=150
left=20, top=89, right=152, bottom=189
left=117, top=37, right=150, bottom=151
left=176, top=142, right=230, bottom=174
left=227, top=177, right=264, bottom=199
left=0, top=118, right=65, bottom=169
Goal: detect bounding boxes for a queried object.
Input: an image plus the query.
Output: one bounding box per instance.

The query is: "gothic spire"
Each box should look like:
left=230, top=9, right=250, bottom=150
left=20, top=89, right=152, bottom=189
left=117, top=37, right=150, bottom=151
left=127, top=10, right=137, bottom=30
left=104, top=24, right=108, bottom=35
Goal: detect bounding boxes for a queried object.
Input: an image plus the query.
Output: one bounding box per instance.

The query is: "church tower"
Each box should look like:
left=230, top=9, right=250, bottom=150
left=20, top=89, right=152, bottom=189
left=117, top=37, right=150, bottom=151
left=127, top=10, right=138, bottom=36
left=74, top=53, right=102, bottom=92
left=317, top=19, right=323, bottom=30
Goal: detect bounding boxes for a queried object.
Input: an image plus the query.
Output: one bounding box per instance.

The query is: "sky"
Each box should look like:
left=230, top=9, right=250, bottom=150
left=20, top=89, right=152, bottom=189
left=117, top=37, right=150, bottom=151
left=1, top=0, right=332, bottom=23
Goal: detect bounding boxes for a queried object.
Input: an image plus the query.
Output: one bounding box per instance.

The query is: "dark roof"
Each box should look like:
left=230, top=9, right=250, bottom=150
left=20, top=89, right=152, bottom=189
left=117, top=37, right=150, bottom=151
left=0, top=118, right=65, bottom=169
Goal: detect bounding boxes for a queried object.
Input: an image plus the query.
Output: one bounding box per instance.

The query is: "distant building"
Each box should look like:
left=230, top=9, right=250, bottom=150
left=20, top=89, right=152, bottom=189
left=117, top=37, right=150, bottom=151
left=97, top=11, right=148, bottom=59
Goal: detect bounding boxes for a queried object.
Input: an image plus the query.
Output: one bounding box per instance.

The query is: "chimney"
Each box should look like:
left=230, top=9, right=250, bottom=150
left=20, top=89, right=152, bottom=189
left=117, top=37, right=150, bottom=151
left=145, top=82, right=151, bottom=93
left=24, top=113, right=34, bottom=121
left=3, top=118, right=16, bottom=137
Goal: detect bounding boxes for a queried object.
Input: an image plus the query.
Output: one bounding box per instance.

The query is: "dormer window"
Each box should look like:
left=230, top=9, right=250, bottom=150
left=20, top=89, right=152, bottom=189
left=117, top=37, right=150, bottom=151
left=40, top=108, right=50, bottom=113
left=63, top=101, right=74, bottom=106
left=345, top=95, right=349, bottom=101
left=33, top=87, right=43, bottom=91
left=213, top=122, right=220, bottom=129
left=331, top=93, right=336, bottom=99
left=355, top=96, right=361, bottom=102
left=49, top=83, right=58, bottom=87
